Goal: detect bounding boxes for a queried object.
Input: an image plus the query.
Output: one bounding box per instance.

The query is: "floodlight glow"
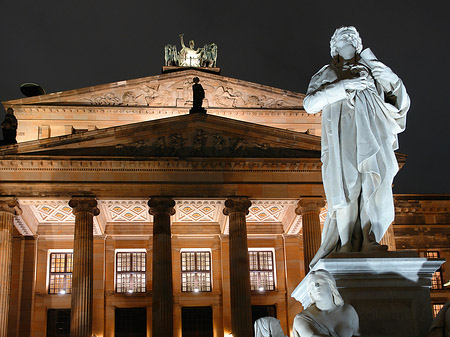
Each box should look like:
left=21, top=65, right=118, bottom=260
left=59, top=290, right=66, bottom=294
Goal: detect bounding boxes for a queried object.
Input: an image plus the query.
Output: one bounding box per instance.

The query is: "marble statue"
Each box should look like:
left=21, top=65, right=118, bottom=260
left=190, top=77, right=206, bottom=114
left=202, top=43, right=218, bottom=67
left=293, top=270, right=359, bottom=337
left=429, top=302, right=450, bottom=337
left=254, top=316, right=287, bottom=337
left=164, top=44, right=178, bottom=66
left=303, top=26, right=410, bottom=267
left=178, top=33, right=203, bottom=67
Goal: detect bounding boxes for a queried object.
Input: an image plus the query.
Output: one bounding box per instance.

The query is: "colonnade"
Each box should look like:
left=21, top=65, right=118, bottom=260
left=0, top=195, right=324, bottom=337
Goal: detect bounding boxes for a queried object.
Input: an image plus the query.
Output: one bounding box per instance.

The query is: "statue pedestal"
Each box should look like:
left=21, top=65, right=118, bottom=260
left=291, top=252, right=444, bottom=337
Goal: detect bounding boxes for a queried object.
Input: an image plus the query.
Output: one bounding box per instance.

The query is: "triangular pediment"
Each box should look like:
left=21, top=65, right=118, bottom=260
left=0, top=114, right=320, bottom=158
left=3, top=69, right=303, bottom=109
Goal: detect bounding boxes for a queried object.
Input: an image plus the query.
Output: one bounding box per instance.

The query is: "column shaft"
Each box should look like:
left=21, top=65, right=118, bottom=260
left=0, top=198, right=21, bottom=337
left=296, top=198, right=325, bottom=273
left=149, top=197, right=175, bottom=337
left=69, top=197, right=99, bottom=337
left=224, top=198, right=252, bottom=337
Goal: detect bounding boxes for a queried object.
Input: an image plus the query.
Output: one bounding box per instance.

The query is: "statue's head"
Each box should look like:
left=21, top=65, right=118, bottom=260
left=330, top=26, right=363, bottom=59
left=193, top=77, right=200, bottom=84
left=307, top=270, right=344, bottom=307
left=189, top=40, right=195, bottom=49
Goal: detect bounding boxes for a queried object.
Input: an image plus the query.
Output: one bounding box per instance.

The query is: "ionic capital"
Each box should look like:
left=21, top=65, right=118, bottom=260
left=148, top=197, right=176, bottom=216
left=223, top=197, right=252, bottom=216
left=0, top=197, right=22, bottom=216
left=69, top=196, right=100, bottom=216
left=295, top=197, right=325, bottom=215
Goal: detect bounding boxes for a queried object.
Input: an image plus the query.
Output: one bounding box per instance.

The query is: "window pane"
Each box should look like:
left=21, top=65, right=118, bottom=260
left=181, top=251, right=212, bottom=292
left=249, top=250, right=275, bottom=291
left=116, top=252, right=147, bottom=293
left=49, top=253, right=73, bottom=294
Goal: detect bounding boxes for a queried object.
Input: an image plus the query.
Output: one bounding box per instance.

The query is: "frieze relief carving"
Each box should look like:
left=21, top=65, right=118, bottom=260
left=72, top=75, right=301, bottom=109
left=109, top=128, right=318, bottom=158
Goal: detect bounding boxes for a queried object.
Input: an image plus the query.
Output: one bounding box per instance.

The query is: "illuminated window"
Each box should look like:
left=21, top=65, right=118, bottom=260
left=249, top=250, right=275, bottom=291
left=116, top=252, right=146, bottom=293
left=432, top=303, right=445, bottom=318
left=49, top=253, right=73, bottom=294
left=427, top=251, right=444, bottom=290
left=181, top=251, right=211, bottom=292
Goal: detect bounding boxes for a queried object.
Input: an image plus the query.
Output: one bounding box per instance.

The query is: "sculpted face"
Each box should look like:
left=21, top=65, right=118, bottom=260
left=335, top=39, right=356, bottom=61
left=310, top=275, right=333, bottom=303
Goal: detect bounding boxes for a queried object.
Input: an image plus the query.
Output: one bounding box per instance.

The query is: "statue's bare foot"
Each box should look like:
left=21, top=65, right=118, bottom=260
left=339, top=243, right=353, bottom=252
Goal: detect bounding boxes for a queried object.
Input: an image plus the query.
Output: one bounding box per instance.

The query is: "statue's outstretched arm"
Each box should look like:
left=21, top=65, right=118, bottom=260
left=179, top=33, right=186, bottom=48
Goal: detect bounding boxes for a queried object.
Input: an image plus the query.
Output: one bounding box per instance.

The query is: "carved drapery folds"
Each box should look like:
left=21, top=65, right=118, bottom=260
left=296, top=197, right=325, bottom=273
left=69, top=196, right=99, bottom=337
left=223, top=197, right=253, bottom=337
left=0, top=197, right=21, bottom=337
left=148, top=197, right=175, bottom=337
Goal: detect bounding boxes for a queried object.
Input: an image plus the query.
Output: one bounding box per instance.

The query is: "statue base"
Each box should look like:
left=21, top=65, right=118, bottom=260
left=291, top=252, right=444, bottom=337
left=189, top=107, right=207, bottom=114
left=162, top=66, right=221, bottom=74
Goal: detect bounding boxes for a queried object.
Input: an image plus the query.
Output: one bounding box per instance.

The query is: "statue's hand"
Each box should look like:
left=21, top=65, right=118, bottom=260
left=371, top=65, right=399, bottom=84
left=179, top=33, right=184, bottom=38
left=343, top=77, right=368, bottom=91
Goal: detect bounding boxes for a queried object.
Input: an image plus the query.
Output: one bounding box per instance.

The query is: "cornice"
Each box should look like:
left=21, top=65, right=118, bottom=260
left=0, top=158, right=322, bottom=172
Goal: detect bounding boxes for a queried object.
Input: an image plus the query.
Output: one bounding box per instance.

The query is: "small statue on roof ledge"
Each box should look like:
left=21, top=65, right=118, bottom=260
left=190, top=77, right=206, bottom=114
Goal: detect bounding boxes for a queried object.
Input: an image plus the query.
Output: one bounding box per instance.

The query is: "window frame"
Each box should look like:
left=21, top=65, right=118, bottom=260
left=48, top=251, right=73, bottom=295
left=180, top=249, right=212, bottom=293
left=115, top=249, right=147, bottom=294
left=427, top=251, right=444, bottom=290
left=248, top=248, right=276, bottom=291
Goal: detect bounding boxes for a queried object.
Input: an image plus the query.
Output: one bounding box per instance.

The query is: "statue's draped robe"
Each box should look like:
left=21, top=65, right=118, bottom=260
left=303, top=49, right=410, bottom=266
left=254, top=316, right=287, bottom=337
left=293, top=309, right=340, bottom=337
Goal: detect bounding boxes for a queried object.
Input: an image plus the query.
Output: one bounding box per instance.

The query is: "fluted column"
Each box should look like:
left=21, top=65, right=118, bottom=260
left=148, top=197, right=175, bottom=337
left=0, top=197, right=21, bottom=337
left=69, top=197, right=99, bottom=337
left=223, top=197, right=252, bottom=337
left=296, top=197, right=325, bottom=273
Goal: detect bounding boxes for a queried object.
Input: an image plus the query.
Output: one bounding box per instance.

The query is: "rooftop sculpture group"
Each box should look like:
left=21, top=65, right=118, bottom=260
left=164, top=34, right=217, bottom=68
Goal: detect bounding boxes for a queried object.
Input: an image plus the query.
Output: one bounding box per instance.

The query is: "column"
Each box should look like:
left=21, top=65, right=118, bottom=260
left=0, top=197, right=21, bottom=337
left=69, top=196, right=99, bottom=337
left=296, top=197, right=325, bottom=273
left=148, top=197, right=175, bottom=337
left=223, top=197, right=252, bottom=337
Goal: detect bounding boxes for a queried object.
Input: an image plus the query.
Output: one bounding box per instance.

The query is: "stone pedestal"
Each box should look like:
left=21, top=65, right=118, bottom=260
left=148, top=197, right=175, bottom=337
left=291, top=252, right=444, bottom=337
left=69, top=197, right=100, bottom=337
left=223, top=197, right=253, bottom=337
left=296, top=197, right=325, bottom=273
left=0, top=198, right=21, bottom=337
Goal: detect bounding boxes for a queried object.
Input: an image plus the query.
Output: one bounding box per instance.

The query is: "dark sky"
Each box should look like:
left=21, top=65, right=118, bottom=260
left=1, top=1, right=449, bottom=194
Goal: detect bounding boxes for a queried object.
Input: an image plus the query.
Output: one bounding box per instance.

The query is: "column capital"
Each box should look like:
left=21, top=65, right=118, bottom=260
left=295, top=197, right=325, bottom=215
left=69, top=196, right=100, bottom=216
left=0, top=197, right=22, bottom=216
left=148, top=197, right=175, bottom=216
left=223, top=197, right=252, bottom=216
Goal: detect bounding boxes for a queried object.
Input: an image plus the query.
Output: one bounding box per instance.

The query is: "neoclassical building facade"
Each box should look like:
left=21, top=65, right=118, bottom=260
left=0, top=68, right=448, bottom=337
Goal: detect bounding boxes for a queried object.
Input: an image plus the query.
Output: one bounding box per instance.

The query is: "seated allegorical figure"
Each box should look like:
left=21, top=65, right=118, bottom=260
left=254, top=316, right=287, bottom=337
left=293, top=270, right=360, bottom=337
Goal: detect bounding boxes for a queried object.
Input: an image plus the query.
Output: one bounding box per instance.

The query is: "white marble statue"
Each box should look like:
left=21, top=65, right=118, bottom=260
left=303, top=26, right=410, bottom=267
left=293, top=270, right=359, bottom=337
left=429, top=302, right=450, bottom=337
left=178, top=33, right=203, bottom=67
left=254, top=316, right=287, bottom=337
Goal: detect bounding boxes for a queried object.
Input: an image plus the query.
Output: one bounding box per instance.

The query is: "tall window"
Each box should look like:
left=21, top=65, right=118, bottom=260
left=432, top=303, right=445, bottom=318
left=249, top=250, right=275, bottom=291
left=49, top=253, right=73, bottom=294
left=181, top=251, right=211, bottom=292
left=116, top=252, right=147, bottom=293
left=427, top=251, right=444, bottom=290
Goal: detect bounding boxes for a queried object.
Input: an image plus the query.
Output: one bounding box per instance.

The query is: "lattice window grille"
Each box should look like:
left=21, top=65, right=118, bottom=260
left=181, top=251, right=211, bottom=292
left=427, top=251, right=444, bottom=290
left=116, top=252, right=146, bottom=293
left=49, top=253, right=73, bottom=294
left=433, top=303, right=445, bottom=318
left=249, top=250, right=275, bottom=291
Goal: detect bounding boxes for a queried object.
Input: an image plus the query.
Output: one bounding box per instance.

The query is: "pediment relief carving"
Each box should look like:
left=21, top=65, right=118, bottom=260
left=6, top=71, right=303, bottom=109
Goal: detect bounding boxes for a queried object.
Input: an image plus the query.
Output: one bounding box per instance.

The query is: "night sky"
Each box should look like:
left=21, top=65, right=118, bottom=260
left=1, top=1, right=449, bottom=194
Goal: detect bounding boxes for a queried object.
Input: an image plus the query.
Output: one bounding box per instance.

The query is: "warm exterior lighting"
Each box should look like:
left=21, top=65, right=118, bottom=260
left=258, top=287, right=264, bottom=292
left=127, top=289, right=133, bottom=294
left=59, top=289, right=66, bottom=295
